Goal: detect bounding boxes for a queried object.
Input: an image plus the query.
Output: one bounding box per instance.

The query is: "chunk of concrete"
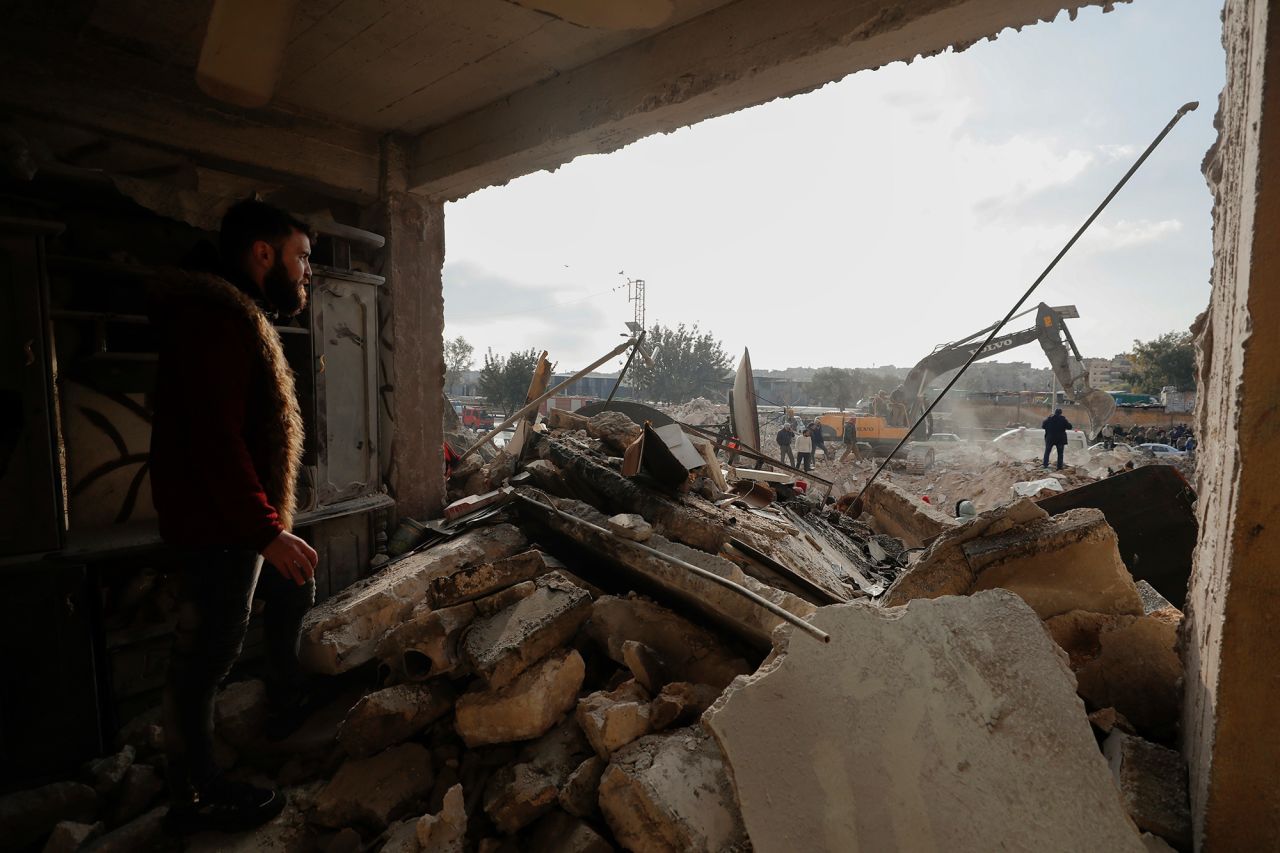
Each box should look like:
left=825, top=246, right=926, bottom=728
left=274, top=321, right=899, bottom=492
left=607, top=513, right=653, bottom=542
left=576, top=680, right=653, bottom=758
left=1045, top=610, right=1182, bottom=739
left=301, top=524, right=528, bottom=674
left=378, top=601, right=479, bottom=681
left=338, top=681, right=457, bottom=758
left=416, top=783, right=467, bottom=852
left=42, top=820, right=104, bottom=853
left=598, top=726, right=746, bottom=853
left=704, top=592, right=1146, bottom=853
left=965, top=508, right=1144, bottom=619
left=428, top=550, right=556, bottom=609
left=83, top=805, right=165, bottom=853
left=214, top=678, right=268, bottom=748
left=586, top=595, right=751, bottom=690
left=547, top=408, right=591, bottom=432
left=0, top=782, right=97, bottom=850
left=455, top=649, right=586, bottom=747
left=1104, top=731, right=1193, bottom=850
left=862, top=480, right=961, bottom=548
left=313, top=743, right=434, bottom=829
left=558, top=756, right=607, bottom=818
left=83, top=746, right=134, bottom=797
left=108, top=764, right=163, bottom=825
left=621, top=640, right=668, bottom=693
left=882, top=499, right=1048, bottom=605
left=585, top=411, right=643, bottom=455
left=380, top=819, right=421, bottom=853
left=649, top=682, right=722, bottom=731
left=482, top=719, right=592, bottom=833
left=527, top=810, right=613, bottom=853
left=462, top=572, right=592, bottom=688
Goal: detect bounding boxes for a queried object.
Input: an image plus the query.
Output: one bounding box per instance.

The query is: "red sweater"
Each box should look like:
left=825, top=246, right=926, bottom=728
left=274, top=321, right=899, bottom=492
left=150, top=300, right=285, bottom=551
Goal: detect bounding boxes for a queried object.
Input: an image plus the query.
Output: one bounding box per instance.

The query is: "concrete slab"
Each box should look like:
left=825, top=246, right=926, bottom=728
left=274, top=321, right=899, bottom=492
left=705, top=592, right=1145, bottom=852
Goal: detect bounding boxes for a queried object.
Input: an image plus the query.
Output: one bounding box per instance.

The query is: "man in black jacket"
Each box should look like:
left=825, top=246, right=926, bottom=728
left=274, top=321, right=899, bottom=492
left=1042, top=408, right=1073, bottom=470
left=776, top=423, right=795, bottom=467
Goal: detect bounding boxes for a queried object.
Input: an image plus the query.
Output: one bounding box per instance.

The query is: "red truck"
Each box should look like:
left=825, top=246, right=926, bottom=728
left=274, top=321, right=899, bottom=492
left=461, top=405, right=495, bottom=430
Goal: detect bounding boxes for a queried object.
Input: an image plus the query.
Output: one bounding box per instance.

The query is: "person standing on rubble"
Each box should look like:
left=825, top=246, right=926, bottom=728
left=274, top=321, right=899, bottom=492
left=809, top=418, right=827, bottom=463
left=840, top=417, right=861, bottom=462
left=150, top=199, right=318, bottom=835
left=795, top=427, right=814, bottom=472
left=1041, top=407, right=1072, bottom=470
left=776, top=422, right=796, bottom=467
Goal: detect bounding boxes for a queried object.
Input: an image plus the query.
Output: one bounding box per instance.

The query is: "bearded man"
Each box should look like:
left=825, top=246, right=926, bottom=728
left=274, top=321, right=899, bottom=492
left=150, top=198, right=317, bottom=834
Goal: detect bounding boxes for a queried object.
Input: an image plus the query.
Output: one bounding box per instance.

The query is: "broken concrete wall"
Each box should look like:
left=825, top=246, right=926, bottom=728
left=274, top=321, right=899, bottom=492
left=1181, top=0, right=1280, bottom=848
left=300, top=524, right=528, bottom=673
left=862, top=480, right=960, bottom=548
left=706, top=592, right=1145, bottom=852
left=883, top=502, right=1143, bottom=619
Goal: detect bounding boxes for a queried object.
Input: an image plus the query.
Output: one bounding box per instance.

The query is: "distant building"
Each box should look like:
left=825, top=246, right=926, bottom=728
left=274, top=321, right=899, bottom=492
left=1084, top=354, right=1133, bottom=390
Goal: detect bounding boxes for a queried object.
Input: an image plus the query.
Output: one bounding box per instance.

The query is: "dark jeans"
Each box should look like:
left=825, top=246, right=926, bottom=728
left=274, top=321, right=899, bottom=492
left=163, top=548, right=314, bottom=799
left=797, top=452, right=812, bottom=472
left=1043, top=441, right=1065, bottom=469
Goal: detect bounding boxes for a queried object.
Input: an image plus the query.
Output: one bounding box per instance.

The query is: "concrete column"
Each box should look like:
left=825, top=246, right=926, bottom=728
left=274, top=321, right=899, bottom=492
left=1182, top=0, right=1280, bottom=848
left=365, top=138, right=447, bottom=521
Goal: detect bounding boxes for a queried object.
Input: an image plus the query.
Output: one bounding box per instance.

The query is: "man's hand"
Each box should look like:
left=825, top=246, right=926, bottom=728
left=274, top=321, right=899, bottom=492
left=262, top=531, right=318, bottom=586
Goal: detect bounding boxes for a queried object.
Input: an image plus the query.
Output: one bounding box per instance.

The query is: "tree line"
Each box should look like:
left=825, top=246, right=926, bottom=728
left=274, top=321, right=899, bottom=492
left=444, top=326, right=1197, bottom=412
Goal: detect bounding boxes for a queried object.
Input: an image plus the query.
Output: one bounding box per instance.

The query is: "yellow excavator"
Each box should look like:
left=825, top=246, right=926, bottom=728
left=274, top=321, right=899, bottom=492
left=819, top=303, right=1116, bottom=472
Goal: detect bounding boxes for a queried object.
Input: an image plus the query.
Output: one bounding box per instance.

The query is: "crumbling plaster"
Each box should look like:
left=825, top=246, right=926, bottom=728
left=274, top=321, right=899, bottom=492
left=1182, top=0, right=1280, bottom=848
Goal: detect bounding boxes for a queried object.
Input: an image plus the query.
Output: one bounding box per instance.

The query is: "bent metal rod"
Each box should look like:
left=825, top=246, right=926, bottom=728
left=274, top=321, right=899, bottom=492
left=850, top=101, right=1200, bottom=511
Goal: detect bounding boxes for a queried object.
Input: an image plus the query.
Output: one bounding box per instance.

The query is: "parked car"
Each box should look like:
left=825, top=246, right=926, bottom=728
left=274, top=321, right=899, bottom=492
left=926, top=433, right=963, bottom=443
left=993, top=427, right=1089, bottom=453
left=1088, top=442, right=1132, bottom=452
left=1137, top=442, right=1187, bottom=457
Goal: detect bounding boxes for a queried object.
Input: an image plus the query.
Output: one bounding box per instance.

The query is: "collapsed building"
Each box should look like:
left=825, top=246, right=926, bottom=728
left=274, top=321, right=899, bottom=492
left=0, top=0, right=1275, bottom=851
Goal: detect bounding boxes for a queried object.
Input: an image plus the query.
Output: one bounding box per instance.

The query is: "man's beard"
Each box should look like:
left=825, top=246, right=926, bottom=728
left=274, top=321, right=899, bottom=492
left=264, top=257, right=307, bottom=317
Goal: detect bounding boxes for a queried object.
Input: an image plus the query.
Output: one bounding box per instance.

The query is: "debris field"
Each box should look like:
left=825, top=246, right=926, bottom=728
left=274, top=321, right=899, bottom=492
left=0, top=408, right=1192, bottom=852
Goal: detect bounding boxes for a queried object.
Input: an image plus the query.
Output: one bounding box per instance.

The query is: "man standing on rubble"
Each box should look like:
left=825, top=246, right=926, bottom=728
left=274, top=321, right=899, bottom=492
left=776, top=422, right=795, bottom=467
left=150, top=199, right=318, bottom=834
left=840, top=417, right=860, bottom=462
left=1041, top=407, right=1072, bottom=471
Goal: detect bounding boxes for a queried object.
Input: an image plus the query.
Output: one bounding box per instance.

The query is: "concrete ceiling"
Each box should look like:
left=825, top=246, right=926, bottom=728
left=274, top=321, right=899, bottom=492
left=1, top=0, right=1107, bottom=201
left=81, top=0, right=734, bottom=134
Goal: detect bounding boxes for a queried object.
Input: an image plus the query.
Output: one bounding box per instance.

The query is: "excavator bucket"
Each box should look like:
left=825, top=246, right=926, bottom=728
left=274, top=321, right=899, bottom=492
left=1078, top=388, right=1117, bottom=438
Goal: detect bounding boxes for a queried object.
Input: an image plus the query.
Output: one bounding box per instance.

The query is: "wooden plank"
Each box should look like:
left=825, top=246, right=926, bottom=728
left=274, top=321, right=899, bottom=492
left=0, top=26, right=382, bottom=201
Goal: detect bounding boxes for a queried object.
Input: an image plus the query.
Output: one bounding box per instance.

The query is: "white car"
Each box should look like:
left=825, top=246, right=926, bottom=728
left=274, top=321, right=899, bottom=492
left=927, top=433, right=963, bottom=443
left=1136, top=442, right=1187, bottom=457
left=993, top=427, right=1090, bottom=453
left=1088, top=442, right=1132, bottom=452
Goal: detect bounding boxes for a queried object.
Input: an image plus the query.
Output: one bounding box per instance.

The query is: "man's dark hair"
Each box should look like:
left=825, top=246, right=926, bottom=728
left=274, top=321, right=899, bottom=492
left=219, top=198, right=314, bottom=266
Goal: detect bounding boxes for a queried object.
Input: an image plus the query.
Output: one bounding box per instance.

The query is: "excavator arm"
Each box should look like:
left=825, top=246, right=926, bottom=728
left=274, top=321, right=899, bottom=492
left=895, top=303, right=1115, bottom=438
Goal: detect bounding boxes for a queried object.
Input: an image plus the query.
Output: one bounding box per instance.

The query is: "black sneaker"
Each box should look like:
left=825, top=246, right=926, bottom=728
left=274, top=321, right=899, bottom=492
left=163, top=779, right=286, bottom=835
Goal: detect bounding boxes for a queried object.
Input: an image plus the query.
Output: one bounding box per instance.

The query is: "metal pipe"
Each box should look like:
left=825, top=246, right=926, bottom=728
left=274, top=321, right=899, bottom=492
left=462, top=337, right=638, bottom=460
left=849, top=101, right=1199, bottom=510
left=514, top=491, right=831, bottom=643
left=604, top=330, right=645, bottom=408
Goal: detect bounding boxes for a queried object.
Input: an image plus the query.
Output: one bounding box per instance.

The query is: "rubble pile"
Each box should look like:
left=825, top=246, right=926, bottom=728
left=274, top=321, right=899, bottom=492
left=655, top=397, right=725, bottom=427
left=1, top=409, right=1193, bottom=852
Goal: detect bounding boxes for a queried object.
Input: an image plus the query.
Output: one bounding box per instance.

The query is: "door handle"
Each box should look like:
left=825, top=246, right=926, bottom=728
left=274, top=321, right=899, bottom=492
left=23, top=339, right=35, bottom=367
left=318, top=354, right=326, bottom=374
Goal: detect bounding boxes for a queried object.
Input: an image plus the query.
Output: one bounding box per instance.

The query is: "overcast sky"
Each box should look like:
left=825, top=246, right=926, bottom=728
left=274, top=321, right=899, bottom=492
left=443, top=0, right=1224, bottom=375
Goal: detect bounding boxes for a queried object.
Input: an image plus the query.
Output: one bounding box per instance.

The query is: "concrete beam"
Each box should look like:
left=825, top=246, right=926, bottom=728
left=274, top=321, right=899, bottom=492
left=1182, top=0, right=1280, bottom=848
left=0, top=27, right=382, bottom=202
left=408, top=0, right=1102, bottom=200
